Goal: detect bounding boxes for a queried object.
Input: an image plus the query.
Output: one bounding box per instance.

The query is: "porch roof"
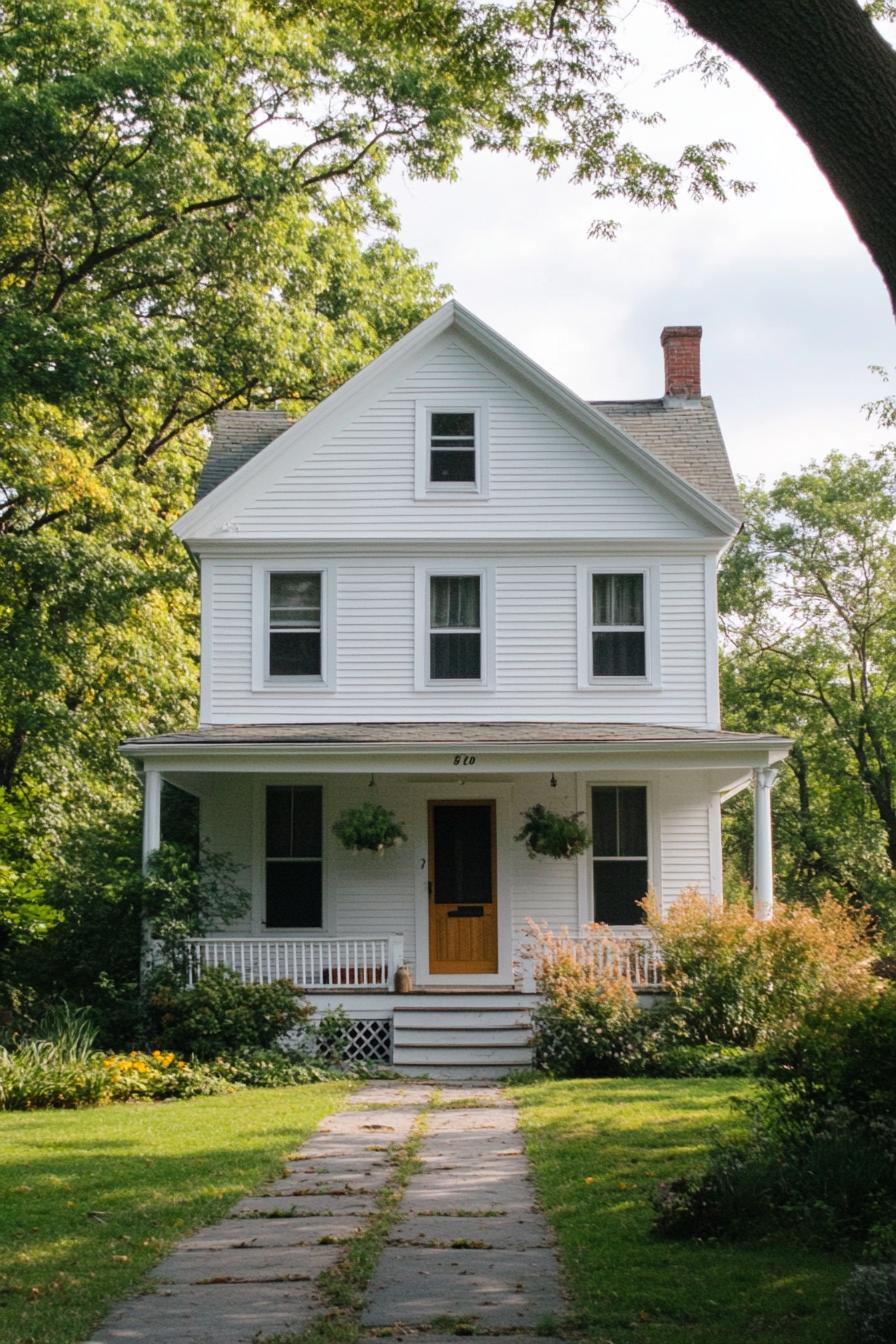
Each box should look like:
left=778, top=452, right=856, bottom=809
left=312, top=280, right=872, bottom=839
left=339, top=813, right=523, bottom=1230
left=123, top=721, right=791, bottom=751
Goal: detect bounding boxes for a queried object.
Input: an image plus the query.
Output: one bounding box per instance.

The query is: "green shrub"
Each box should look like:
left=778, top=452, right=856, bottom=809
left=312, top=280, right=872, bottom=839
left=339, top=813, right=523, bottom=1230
left=205, top=1049, right=340, bottom=1087
left=842, top=1265, right=896, bottom=1344
left=640, top=1040, right=758, bottom=1078
left=147, top=967, right=313, bottom=1059
left=648, top=890, right=879, bottom=1046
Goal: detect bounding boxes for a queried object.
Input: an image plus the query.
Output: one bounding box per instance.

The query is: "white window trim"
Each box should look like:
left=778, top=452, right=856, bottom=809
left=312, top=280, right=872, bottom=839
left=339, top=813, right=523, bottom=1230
left=576, top=562, right=661, bottom=690
left=414, top=397, right=490, bottom=500
left=251, top=563, right=337, bottom=692
left=414, top=562, right=496, bottom=691
left=575, top=776, right=660, bottom=931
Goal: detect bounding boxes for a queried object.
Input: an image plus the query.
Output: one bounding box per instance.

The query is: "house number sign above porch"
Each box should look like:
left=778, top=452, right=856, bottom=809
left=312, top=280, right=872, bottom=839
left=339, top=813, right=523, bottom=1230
left=453, top=754, right=477, bottom=765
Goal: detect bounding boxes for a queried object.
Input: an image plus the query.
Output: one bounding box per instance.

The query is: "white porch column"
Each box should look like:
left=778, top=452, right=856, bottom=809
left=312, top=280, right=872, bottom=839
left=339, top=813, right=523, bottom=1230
left=142, top=768, right=162, bottom=871
left=752, top=766, right=779, bottom=921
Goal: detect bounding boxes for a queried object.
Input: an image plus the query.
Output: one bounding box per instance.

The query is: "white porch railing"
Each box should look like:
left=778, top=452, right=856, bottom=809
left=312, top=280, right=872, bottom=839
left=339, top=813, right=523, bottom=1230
left=183, top=934, right=405, bottom=990
left=521, top=922, right=664, bottom=990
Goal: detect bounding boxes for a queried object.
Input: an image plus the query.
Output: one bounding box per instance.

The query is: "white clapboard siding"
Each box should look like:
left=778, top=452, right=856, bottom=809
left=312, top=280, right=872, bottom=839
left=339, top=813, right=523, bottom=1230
left=197, top=772, right=718, bottom=969
left=224, top=338, right=708, bottom=541
left=204, top=552, right=709, bottom=724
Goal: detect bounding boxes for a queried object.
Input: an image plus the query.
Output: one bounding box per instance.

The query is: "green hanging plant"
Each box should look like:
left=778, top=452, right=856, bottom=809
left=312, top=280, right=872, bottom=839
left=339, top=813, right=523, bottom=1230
left=516, top=803, right=591, bottom=860
left=332, top=803, right=408, bottom=855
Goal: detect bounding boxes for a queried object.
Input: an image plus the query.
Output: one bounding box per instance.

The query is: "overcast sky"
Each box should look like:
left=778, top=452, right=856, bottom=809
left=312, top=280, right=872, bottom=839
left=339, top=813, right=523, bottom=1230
left=384, top=1, right=896, bottom=485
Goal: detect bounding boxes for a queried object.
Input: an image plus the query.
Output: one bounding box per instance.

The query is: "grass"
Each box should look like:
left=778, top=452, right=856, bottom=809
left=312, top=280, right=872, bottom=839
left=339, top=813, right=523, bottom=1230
left=0, top=1082, right=349, bottom=1344
left=509, top=1076, right=854, bottom=1344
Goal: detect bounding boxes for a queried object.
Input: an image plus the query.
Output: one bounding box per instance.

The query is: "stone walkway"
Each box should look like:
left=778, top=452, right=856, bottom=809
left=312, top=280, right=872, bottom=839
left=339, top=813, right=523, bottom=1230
left=87, top=1081, right=566, bottom=1344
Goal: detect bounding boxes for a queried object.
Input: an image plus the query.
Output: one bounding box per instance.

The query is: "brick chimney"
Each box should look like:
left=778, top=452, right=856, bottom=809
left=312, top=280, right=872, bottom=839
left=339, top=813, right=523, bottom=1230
left=661, top=325, right=702, bottom=400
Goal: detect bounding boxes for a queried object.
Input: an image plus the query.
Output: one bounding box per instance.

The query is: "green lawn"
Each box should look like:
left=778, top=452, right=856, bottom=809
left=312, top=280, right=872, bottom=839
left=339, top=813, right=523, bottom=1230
left=510, top=1077, right=853, bottom=1344
left=0, top=1082, right=349, bottom=1344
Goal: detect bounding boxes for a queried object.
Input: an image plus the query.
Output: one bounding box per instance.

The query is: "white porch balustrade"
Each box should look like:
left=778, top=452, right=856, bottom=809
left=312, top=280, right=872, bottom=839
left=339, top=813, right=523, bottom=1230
left=183, top=934, right=405, bottom=990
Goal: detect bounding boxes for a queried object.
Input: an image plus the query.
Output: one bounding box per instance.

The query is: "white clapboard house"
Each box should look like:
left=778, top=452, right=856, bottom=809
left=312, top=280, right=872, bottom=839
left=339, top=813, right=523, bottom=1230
left=123, top=302, right=790, bottom=1075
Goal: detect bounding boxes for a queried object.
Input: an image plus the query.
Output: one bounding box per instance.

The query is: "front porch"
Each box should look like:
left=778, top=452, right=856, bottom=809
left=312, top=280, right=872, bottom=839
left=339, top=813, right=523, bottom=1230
left=126, top=721, right=790, bottom=1070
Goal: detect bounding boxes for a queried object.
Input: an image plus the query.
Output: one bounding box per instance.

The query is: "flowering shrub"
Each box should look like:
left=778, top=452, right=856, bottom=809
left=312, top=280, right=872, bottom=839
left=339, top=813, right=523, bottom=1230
left=648, top=890, right=879, bottom=1046
left=526, top=922, right=645, bottom=1076
left=98, top=1049, right=234, bottom=1101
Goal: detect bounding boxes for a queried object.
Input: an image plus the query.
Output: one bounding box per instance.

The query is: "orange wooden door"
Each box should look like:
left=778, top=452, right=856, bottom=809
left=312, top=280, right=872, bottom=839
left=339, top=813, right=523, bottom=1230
left=428, top=801, right=497, bottom=974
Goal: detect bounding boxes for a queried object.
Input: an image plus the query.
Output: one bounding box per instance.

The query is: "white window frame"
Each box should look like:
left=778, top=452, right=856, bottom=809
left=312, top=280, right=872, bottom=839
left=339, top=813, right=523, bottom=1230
left=576, top=562, right=661, bottom=689
left=252, top=779, right=334, bottom=934
left=589, top=782, right=653, bottom=929
left=414, top=398, right=490, bottom=500
left=414, top=562, right=496, bottom=691
left=251, top=563, right=337, bottom=692
left=574, top=778, right=660, bottom=931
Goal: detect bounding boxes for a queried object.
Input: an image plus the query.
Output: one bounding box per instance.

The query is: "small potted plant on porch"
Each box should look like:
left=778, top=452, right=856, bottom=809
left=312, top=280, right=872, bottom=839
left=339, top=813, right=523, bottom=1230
left=332, top=802, right=408, bottom=855
left=516, top=803, right=590, bottom=860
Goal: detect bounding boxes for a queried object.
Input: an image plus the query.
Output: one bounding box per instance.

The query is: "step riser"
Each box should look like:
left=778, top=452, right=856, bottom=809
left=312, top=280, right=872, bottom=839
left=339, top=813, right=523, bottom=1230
left=394, top=1028, right=531, bottom=1047
left=390, top=1065, right=521, bottom=1080
left=393, top=1046, right=532, bottom=1065
left=393, top=1011, right=532, bottom=1030
left=392, top=994, right=536, bottom=1009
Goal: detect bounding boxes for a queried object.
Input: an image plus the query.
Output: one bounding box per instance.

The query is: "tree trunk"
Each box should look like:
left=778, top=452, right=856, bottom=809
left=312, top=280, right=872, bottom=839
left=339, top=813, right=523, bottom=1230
left=668, top=0, right=896, bottom=315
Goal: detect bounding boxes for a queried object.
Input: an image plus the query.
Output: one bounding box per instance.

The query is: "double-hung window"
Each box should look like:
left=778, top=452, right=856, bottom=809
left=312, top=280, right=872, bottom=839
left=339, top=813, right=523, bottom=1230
left=429, top=411, right=477, bottom=485
left=265, top=785, right=323, bottom=928
left=592, top=786, right=649, bottom=924
left=429, top=574, right=481, bottom=681
left=592, top=572, right=646, bottom=677
left=268, top=572, right=321, bottom=677
left=415, top=400, right=489, bottom=498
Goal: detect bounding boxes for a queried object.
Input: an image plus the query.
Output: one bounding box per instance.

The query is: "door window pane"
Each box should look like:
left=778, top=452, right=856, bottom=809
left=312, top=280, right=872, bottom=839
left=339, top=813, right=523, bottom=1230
left=432, top=804, right=493, bottom=904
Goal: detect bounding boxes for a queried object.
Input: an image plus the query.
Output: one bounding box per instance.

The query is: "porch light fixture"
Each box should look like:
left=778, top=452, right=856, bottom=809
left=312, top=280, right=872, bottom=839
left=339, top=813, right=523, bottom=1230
left=550, top=772, right=558, bottom=788
left=368, top=773, right=375, bottom=788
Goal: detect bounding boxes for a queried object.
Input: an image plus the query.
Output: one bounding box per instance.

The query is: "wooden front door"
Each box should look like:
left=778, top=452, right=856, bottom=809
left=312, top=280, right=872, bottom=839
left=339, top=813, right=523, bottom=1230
left=428, top=800, right=498, bottom=974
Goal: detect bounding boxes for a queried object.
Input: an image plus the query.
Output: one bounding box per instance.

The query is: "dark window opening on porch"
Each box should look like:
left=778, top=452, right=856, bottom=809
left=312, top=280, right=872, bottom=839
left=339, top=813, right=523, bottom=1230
left=265, top=785, right=323, bottom=927
left=592, top=785, right=648, bottom=924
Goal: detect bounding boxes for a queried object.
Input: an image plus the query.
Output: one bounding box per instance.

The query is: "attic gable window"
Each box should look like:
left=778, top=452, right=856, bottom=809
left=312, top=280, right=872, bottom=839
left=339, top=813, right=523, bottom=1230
left=415, top=399, right=489, bottom=499
left=429, top=411, right=476, bottom=485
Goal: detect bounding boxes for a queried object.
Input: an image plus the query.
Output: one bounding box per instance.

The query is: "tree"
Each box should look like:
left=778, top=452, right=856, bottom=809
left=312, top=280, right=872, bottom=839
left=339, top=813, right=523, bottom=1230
left=719, top=452, right=896, bottom=930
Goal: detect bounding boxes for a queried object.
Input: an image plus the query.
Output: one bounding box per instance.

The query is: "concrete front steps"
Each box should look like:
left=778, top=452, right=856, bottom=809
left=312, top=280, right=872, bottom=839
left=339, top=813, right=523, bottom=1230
left=391, top=993, right=536, bottom=1079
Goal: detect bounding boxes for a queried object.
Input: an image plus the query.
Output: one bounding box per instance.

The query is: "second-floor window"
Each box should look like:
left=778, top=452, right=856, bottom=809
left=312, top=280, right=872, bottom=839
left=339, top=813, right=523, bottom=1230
left=592, top=572, right=646, bottom=677
left=268, top=572, right=321, bottom=677
left=429, top=574, right=481, bottom=680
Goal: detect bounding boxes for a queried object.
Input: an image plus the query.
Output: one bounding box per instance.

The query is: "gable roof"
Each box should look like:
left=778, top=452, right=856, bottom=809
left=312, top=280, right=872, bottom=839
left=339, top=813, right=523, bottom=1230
left=176, top=300, right=741, bottom=539
left=593, top=399, right=742, bottom=521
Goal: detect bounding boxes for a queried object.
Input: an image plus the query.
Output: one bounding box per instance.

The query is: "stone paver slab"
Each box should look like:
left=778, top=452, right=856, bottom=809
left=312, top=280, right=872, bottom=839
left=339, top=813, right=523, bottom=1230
left=388, top=1213, right=553, bottom=1250
left=232, top=1193, right=373, bottom=1217
left=87, top=1280, right=318, bottom=1343
left=151, top=1243, right=342, bottom=1284
left=178, top=1216, right=361, bottom=1250
left=400, top=1175, right=534, bottom=1215
left=361, top=1246, right=564, bottom=1327
left=426, top=1108, right=518, bottom=1133
left=264, top=1168, right=389, bottom=1194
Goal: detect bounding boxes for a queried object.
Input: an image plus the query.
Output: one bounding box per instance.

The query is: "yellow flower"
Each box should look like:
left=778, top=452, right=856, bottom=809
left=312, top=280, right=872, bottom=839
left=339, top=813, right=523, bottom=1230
left=584, top=1176, right=594, bottom=1184
left=176, top=1061, right=186, bottom=1069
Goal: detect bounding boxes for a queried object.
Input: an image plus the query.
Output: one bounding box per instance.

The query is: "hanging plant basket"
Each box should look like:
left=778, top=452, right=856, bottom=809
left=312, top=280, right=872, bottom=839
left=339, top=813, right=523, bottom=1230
left=516, top=803, right=591, bottom=860
left=332, top=803, right=408, bottom=855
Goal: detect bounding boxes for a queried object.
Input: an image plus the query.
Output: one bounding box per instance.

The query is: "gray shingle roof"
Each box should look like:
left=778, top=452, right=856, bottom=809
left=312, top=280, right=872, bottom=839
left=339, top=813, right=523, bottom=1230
left=196, top=410, right=292, bottom=501
left=592, top=397, right=742, bottom=521
left=195, top=396, right=742, bottom=521
left=124, top=721, right=788, bottom=749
